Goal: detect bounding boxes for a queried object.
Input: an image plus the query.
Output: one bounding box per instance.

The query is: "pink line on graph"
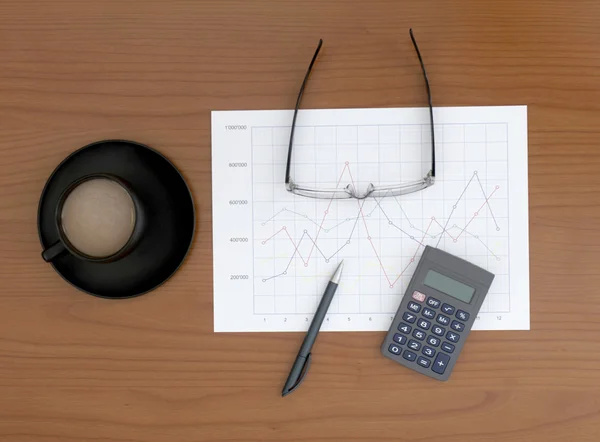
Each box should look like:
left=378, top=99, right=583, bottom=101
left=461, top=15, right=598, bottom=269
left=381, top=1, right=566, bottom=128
left=454, top=187, right=499, bottom=241
left=347, top=166, right=393, bottom=286
left=283, top=227, right=307, bottom=265
left=261, top=227, right=286, bottom=244
left=304, top=163, right=349, bottom=263
left=432, top=219, right=457, bottom=241
left=391, top=218, right=434, bottom=287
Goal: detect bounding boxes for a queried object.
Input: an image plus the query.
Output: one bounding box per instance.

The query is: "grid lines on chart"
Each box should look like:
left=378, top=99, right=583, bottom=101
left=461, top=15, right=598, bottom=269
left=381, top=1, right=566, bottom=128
left=251, top=122, right=510, bottom=318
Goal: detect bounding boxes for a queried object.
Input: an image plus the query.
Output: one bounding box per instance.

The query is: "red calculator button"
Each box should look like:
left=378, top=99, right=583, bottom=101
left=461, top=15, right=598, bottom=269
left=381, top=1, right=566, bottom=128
left=412, top=291, right=426, bottom=302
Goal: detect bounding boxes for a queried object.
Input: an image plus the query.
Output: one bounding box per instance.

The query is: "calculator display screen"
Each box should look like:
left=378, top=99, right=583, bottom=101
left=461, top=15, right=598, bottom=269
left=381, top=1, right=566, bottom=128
left=424, top=270, right=475, bottom=303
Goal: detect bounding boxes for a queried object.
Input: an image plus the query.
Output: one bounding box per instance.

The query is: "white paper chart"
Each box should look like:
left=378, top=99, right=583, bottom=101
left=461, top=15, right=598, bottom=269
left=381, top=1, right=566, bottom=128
left=212, top=106, right=529, bottom=332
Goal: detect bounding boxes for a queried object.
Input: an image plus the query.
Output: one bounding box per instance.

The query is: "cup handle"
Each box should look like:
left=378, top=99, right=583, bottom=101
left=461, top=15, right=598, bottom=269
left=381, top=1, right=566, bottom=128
left=42, top=241, right=66, bottom=262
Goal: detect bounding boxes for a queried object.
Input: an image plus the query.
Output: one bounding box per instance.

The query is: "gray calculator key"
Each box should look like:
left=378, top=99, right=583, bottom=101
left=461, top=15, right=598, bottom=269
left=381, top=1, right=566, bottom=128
left=441, top=342, right=455, bottom=353
left=432, top=352, right=451, bottom=375
left=436, top=314, right=450, bottom=326
left=412, top=329, right=426, bottom=341
left=441, top=303, right=455, bottom=315
left=417, top=319, right=431, bottom=330
left=422, top=308, right=436, bottom=319
left=403, top=350, right=417, bottom=362
left=432, top=325, right=445, bottom=336
left=451, top=320, right=465, bottom=332
left=422, top=346, right=436, bottom=358
left=417, top=356, right=431, bottom=368
left=398, top=323, right=412, bottom=334
left=426, top=335, right=440, bottom=347
left=393, top=333, right=407, bottom=345
left=426, top=297, right=441, bottom=308
left=408, top=340, right=422, bottom=351
left=403, top=312, right=417, bottom=323
left=456, top=310, right=470, bottom=321
left=446, top=331, right=460, bottom=343
left=388, top=344, right=401, bottom=355
left=407, top=301, right=421, bottom=313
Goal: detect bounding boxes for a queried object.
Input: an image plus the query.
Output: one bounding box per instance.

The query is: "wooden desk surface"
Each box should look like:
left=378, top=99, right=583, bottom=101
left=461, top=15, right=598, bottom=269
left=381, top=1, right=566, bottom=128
left=1, top=1, right=600, bottom=441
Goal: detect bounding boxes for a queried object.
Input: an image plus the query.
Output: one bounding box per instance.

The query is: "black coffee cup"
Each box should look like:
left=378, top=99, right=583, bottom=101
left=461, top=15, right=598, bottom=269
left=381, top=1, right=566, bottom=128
left=41, top=173, right=146, bottom=263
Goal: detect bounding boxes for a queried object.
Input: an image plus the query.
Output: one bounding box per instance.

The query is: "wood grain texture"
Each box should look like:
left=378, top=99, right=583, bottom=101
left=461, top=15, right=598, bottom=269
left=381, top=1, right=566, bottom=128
left=1, top=0, right=599, bottom=441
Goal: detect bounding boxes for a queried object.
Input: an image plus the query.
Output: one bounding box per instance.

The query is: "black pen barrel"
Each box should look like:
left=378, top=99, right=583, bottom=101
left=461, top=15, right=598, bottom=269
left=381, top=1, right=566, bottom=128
left=299, top=280, right=338, bottom=357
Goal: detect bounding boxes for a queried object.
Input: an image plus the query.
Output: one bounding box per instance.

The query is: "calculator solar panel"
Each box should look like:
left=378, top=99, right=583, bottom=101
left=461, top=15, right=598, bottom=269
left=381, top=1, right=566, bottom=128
left=381, top=246, right=495, bottom=381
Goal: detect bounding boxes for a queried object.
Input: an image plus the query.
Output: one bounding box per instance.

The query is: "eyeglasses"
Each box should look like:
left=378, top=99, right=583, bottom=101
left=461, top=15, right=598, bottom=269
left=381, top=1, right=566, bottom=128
left=285, top=29, right=435, bottom=200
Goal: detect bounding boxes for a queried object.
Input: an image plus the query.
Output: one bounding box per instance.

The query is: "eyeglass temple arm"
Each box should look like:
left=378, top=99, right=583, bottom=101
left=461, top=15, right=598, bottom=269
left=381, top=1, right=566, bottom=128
left=409, top=29, right=435, bottom=178
left=285, top=39, right=323, bottom=186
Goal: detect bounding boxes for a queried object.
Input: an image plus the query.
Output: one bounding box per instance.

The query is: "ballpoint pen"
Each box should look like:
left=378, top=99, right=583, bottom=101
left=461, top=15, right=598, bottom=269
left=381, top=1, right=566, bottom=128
left=281, top=260, right=344, bottom=397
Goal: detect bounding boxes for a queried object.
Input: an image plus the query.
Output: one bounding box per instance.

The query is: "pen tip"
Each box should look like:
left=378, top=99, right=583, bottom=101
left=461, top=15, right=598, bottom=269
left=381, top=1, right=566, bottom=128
left=331, top=260, right=344, bottom=284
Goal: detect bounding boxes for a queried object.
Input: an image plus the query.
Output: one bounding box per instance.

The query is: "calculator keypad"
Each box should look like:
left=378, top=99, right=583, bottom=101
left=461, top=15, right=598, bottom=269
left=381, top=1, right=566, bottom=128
left=386, top=293, right=474, bottom=380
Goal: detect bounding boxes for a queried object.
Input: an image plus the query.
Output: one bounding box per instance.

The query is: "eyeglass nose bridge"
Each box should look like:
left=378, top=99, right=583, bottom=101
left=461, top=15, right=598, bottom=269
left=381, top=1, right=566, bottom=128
left=345, top=183, right=377, bottom=200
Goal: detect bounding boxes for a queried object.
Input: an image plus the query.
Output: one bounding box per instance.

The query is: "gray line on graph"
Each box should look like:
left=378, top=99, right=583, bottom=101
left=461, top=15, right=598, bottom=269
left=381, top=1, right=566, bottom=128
left=393, top=195, right=437, bottom=238
left=284, top=208, right=321, bottom=228
left=261, top=209, right=284, bottom=226
left=325, top=202, right=364, bottom=260
left=435, top=171, right=477, bottom=248
left=455, top=228, right=500, bottom=259
left=262, top=207, right=357, bottom=232
left=475, top=174, right=499, bottom=228
left=372, top=197, right=427, bottom=246
left=262, top=235, right=302, bottom=281
left=303, top=232, right=328, bottom=260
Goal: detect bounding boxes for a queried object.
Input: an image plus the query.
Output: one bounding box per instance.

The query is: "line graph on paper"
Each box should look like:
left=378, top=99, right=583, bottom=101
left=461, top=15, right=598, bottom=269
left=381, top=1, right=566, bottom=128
left=258, top=168, right=502, bottom=285
left=212, top=107, right=529, bottom=332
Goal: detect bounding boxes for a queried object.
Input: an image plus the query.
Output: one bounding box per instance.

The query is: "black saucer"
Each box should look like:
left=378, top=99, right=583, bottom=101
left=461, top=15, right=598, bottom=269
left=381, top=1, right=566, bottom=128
left=38, top=140, right=195, bottom=299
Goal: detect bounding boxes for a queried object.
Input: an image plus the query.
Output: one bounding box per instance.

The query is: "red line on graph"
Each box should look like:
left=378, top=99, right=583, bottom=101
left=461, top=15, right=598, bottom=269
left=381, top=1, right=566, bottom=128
left=305, top=163, right=349, bottom=263
left=347, top=166, right=392, bottom=286
left=283, top=227, right=306, bottom=265
left=391, top=217, right=434, bottom=287
left=262, top=227, right=286, bottom=244
left=454, top=187, right=499, bottom=241
left=432, top=219, right=457, bottom=241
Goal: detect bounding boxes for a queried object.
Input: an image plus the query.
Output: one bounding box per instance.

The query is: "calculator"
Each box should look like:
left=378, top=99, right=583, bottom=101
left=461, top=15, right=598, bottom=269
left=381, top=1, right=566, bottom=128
left=381, top=246, right=494, bottom=381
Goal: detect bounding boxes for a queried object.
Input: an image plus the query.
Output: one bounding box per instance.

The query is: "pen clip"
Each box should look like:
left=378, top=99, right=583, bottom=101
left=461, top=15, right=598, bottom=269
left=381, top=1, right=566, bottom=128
left=284, top=353, right=312, bottom=396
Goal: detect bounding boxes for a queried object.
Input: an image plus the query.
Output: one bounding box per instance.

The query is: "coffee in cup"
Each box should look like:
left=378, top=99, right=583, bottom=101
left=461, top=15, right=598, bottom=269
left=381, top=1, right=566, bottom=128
left=41, top=174, right=145, bottom=263
left=60, top=178, right=136, bottom=258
